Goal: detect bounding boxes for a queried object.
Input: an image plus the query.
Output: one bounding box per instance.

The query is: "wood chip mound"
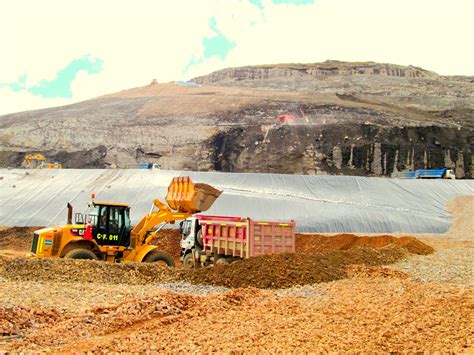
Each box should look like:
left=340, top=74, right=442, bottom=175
left=296, top=233, right=434, bottom=255
left=184, top=246, right=409, bottom=288
left=346, top=265, right=410, bottom=279
left=150, top=229, right=182, bottom=264
left=0, top=246, right=410, bottom=289
left=0, top=227, right=40, bottom=251
left=0, top=257, right=180, bottom=285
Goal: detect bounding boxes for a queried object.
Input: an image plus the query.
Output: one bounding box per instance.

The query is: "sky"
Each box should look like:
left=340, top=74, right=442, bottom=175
left=0, top=0, right=473, bottom=115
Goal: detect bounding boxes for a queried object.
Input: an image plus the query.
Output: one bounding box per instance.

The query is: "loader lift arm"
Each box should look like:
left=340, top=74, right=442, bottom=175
left=130, top=176, right=222, bottom=247
left=131, top=198, right=192, bottom=246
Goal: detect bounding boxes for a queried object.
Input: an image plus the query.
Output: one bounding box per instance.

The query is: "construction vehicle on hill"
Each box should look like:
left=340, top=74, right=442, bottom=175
left=24, top=153, right=62, bottom=169
left=29, top=177, right=221, bottom=266
left=24, top=153, right=46, bottom=168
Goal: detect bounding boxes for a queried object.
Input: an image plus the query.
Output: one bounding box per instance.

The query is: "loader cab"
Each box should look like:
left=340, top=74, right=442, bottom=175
left=91, top=202, right=132, bottom=247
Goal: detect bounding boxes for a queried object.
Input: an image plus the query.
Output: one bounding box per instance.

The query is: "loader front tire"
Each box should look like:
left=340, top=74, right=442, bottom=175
left=64, top=248, right=99, bottom=260
left=143, top=251, right=175, bottom=267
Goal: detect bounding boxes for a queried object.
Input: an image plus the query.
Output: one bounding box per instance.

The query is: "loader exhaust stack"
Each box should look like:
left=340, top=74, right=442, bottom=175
left=67, top=203, right=73, bottom=225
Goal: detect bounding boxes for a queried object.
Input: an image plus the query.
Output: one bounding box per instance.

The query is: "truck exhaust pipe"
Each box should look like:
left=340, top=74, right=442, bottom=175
left=67, top=203, right=73, bottom=224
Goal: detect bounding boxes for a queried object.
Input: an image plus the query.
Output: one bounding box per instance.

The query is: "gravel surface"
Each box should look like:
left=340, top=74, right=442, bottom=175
left=389, top=246, right=473, bottom=285
left=153, top=281, right=229, bottom=295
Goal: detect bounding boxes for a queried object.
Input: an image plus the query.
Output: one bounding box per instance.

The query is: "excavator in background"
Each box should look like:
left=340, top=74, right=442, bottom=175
left=24, top=153, right=46, bottom=168
left=277, top=107, right=309, bottom=124
left=24, top=153, right=62, bottom=169
left=29, top=177, right=221, bottom=266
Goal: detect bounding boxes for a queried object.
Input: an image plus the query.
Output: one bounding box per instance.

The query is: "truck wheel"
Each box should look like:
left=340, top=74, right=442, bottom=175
left=64, top=249, right=98, bottom=260
left=182, top=252, right=198, bottom=270
left=143, top=251, right=175, bottom=267
left=215, top=257, right=230, bottom=265
left=196, top=229, right=204, bottom=247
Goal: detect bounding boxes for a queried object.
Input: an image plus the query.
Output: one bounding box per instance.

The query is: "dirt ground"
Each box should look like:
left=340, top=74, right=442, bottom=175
left=0, top=196, right=472, bottom=352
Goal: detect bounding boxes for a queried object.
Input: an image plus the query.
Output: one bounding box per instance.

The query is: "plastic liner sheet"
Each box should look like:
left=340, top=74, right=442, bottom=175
left=0, top=169, right=472, bottom=233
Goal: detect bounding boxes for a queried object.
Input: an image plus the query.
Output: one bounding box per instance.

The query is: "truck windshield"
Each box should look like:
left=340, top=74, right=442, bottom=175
left=182, top=220, right=192, bottom=238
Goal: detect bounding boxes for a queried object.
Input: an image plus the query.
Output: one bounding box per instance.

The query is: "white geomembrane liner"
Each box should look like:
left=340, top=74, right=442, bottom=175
left=0, top=169, right=472, bottom=233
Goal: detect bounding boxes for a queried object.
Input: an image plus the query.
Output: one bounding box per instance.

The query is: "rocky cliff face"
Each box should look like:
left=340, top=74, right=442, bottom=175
left=192, top=61, right=437, bottom=83
left=207, top=123, right=471, bottom=177
left=0, top=61, right=472, bottom=178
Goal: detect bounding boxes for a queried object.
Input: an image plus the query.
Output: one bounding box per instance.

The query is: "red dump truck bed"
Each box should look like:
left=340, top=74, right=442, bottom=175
left=197, top=215, right=296, bottom=258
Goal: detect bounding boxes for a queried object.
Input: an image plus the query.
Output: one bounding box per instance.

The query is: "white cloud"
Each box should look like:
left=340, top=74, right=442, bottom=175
left=0, top=0, right=473, bottom=115
left=0, top=87, right=71, bottom=115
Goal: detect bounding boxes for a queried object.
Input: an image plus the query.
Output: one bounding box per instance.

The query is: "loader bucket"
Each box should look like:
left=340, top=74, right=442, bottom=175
left=165, top=176, right=222, bottom=213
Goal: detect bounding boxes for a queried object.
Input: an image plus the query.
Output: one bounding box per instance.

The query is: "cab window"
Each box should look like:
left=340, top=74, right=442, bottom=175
left=182, top=220, right=192, bottom=236
left=98, top=206, right=108, bottom=234
left=124, top=208, right=131, bottom=229
left=109, top=207, right=121, bottom=235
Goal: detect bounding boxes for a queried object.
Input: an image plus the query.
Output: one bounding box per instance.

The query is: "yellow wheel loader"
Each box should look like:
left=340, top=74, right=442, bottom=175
left=29, top=176, right=221, bottom=266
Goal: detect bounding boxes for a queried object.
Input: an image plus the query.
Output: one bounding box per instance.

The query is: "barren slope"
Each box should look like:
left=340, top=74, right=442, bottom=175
left=0, top=61, right=472, bottom=177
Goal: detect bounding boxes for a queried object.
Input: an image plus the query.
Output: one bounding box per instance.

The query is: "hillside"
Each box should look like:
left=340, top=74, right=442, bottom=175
left=0, top=60, right=472, bottom=177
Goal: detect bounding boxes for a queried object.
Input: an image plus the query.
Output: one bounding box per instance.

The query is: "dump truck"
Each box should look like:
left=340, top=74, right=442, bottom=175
left=180, top=215, right=296, bottom=269
left=393, top=168, right=456, bottom=179
left=29, top=177, right=221, bottom=266
left=136, top=162, right=160, bottom=169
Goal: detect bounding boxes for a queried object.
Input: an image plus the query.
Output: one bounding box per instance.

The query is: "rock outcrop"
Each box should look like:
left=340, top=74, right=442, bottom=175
left=192, top=61, right=437, bottom=83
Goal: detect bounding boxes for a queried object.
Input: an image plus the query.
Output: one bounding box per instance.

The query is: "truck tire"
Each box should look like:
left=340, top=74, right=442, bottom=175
left=182, top=252, right=198, bottom=270
left=215, top=257, right=230, bottom=265
left=64, top=249, right=99, bottom=260
left=196, top=229, right=204, bottom=247
left=143, top=251, right=175, bottom=267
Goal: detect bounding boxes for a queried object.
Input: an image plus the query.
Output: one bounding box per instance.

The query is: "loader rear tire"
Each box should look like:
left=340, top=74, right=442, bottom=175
left=143, top=251, right=175, bottom=267
left=64, top=248, right=99, bottom=260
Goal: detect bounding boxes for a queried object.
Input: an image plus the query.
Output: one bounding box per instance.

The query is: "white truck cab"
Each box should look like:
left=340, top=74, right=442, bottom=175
left=179, top=217, right=201, bottom=252
left=445, top=169, right=456, bottom=179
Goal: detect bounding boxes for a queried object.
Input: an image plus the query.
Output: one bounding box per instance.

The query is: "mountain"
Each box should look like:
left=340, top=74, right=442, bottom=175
left=1, top=60, right=473, bottom=177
